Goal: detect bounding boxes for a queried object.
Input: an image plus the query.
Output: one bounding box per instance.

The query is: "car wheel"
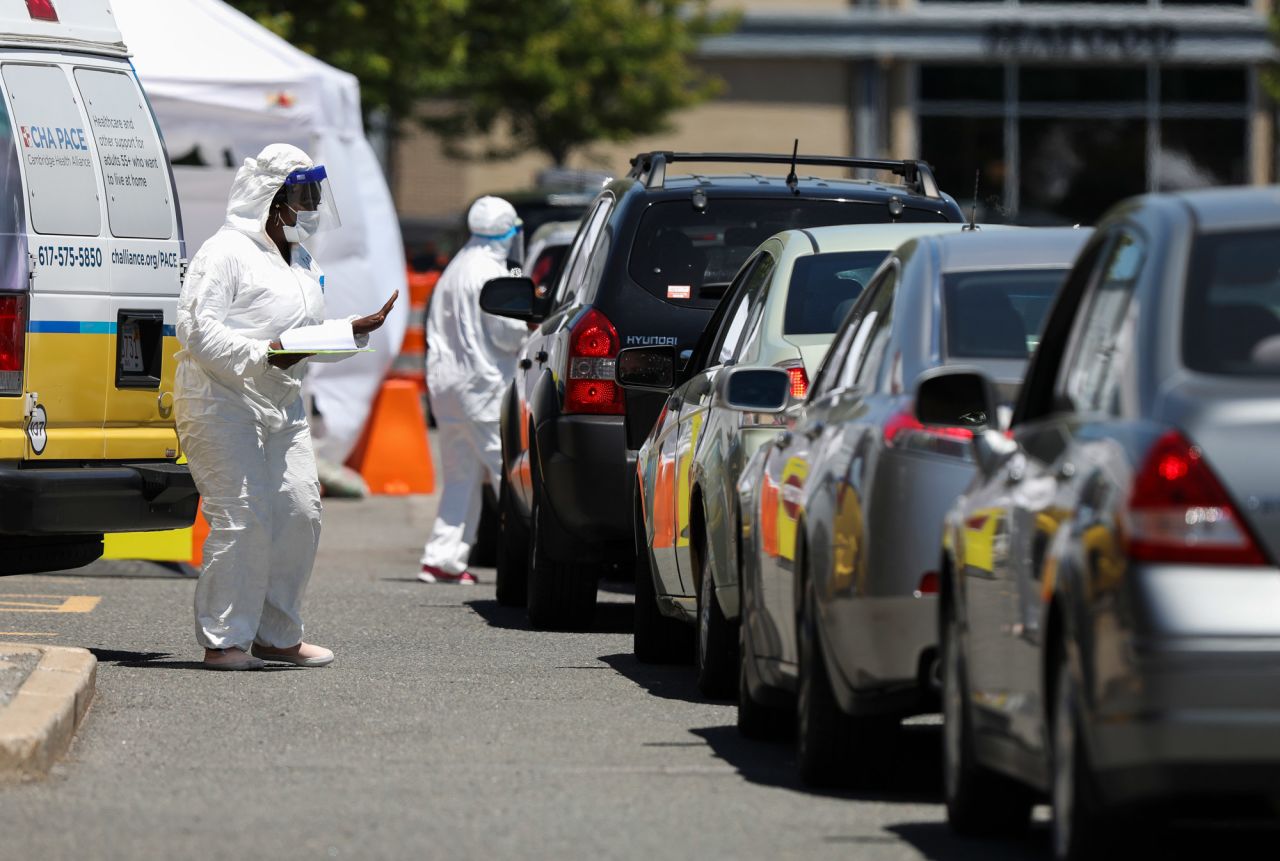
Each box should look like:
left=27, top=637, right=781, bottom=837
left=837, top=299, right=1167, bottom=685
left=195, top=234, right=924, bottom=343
left=633, top=537, right=694, bottom=664
left=494, top=473, right=529, bottom=607
left=1051, top=643, right=1113, bottom=861
left=737, top=620, right=790, bottom=740
left=796, top=572, right=895, bottom=788
left=942, top=596, right=1033, bottom=836
left=694, top=529, right=738, bottom=698
left=526, top=488, right=598, bottom=631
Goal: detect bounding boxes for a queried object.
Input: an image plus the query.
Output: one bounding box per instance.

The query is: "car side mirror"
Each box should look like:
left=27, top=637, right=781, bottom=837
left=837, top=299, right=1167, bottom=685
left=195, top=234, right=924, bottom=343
left=616, top=345, right=677, bottom=391
left=914, top=366, right=998, bottom=431
left=914, top=367, right=1015, bottom=475
left=480, top=276, right=543, bottom=323
left=714, top=367, right=791, bottom=413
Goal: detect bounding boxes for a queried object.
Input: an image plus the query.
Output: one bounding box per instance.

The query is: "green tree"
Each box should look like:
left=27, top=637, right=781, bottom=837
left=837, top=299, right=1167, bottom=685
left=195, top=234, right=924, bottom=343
left=429, top=0, right=738, bottom=166
left=224, top=0, right=466, bottom=135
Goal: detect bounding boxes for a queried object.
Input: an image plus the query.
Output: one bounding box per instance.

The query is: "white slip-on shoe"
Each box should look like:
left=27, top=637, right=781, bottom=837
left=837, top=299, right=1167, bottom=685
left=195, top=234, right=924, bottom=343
left=251, top=642, right=335, bottom=668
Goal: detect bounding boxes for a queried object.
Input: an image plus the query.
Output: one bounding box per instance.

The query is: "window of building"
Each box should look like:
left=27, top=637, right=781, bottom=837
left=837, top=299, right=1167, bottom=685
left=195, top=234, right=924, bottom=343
left=918, top=61, right=1252, bottom=226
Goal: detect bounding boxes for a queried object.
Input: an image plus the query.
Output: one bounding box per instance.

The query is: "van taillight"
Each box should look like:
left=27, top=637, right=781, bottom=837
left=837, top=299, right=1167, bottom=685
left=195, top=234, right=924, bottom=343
left=564, top=308, right=623, bottom=415
left=0, top=294, right=26, bottom=395
left=26, top=0, right=58, bottom=22
left=1126, top=430, right=1267, bottom=566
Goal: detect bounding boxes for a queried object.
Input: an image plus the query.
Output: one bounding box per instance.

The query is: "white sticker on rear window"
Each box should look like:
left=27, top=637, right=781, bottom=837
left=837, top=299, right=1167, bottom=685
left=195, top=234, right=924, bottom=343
left=667, top=284, right=691, bottom=300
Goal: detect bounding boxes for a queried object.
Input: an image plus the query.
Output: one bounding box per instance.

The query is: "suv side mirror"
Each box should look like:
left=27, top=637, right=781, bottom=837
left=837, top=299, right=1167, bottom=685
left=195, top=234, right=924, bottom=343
left=480, top=276, right=543, bottom=323
left=914, top=366, right=998, bottom=431
left=616, top=345, right=677, bottom=391
left=714, top=367, right=791, bottom=413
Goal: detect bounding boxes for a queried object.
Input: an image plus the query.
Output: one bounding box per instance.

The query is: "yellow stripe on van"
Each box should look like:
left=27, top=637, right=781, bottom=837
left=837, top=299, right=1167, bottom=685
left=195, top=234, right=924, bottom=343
left=22, top=331, right=110, bottom=459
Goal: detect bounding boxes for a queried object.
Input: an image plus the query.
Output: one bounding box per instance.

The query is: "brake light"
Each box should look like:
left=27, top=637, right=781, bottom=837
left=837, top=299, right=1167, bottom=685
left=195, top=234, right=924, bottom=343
left=1126, top=430, right=1266, bottom=566
left=774, top=360, right=809, bottom=399
left=26, top=0, right=58, bottom=21
left=0, top=294, right=26, bottom=395
left=564, top=307, right=623, bottom=415
left=883, top=406, right=974, bottom=448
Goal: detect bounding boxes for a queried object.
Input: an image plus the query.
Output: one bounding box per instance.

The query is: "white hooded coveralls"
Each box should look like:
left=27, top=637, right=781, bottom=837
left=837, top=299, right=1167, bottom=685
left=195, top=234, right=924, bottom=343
left=421, top=197, right=529, bottom=574
left=176, top=144, right=352, bottom=651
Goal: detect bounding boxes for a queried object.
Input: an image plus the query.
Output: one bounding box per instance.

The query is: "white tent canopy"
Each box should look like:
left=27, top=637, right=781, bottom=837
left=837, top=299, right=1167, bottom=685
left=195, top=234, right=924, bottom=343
left=112, top=0, right=408, bottom=464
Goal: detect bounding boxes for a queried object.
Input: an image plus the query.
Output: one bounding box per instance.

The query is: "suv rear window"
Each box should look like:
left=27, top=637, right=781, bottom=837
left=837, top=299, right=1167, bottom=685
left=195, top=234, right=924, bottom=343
left=1183, top=229, right=1280, bottom=376
left=629, top=199, right=947, bottom=309
left=943, top=268, right=1066, bottom=358
left=784, top=250, right=888, bottom=335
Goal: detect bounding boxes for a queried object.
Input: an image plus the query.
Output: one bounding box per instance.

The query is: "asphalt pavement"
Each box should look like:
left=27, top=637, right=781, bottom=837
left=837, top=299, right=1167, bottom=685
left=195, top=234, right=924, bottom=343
left=0, top=491, right=1275, bottom=860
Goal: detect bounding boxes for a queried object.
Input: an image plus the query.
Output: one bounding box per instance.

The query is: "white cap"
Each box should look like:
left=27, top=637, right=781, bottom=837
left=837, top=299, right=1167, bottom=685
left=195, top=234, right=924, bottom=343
left=467, top=195, right=520, bottom=238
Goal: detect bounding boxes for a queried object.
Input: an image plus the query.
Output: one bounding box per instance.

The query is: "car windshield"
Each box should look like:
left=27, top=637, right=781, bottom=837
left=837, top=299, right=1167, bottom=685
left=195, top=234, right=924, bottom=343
left=628, top=199, right=948, bottom=310
left=942, top=268, right=1066, bottom=358
left=784, top=250, right=889, bottom=335
left=1183, top=229, right=1280, bottom=377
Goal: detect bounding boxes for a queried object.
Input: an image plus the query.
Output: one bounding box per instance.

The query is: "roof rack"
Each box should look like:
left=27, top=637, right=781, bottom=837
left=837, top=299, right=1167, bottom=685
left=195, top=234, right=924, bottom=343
left=626, top=151, right=941, bottom=199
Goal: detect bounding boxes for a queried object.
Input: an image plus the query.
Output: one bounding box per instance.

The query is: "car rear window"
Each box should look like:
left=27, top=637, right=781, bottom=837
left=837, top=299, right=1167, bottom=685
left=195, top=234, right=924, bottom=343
left=629, top=199, right=948, bottom=309
left=784, top=250, right=888, bottom=335
left=943, top=268, right=1066, bottom=358
left=1183, top=229, right=1280, bottom=376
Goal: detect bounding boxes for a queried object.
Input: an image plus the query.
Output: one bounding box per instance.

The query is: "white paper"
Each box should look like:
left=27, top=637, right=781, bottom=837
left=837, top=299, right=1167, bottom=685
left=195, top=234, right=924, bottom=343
left=277, top=319, right=359, bottom=352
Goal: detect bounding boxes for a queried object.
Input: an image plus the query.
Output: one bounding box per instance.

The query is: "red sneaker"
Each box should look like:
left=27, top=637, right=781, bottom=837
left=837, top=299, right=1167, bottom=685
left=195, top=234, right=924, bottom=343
left=418, top=565, right=478, bottom=585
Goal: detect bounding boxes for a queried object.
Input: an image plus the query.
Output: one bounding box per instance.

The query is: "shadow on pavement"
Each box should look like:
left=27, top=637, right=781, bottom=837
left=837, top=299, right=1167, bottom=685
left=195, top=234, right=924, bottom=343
left=690, top=723, right=946, bottom=803
left=886, top=822, right=1046, bottom=860
left=88, top=648, right=301, bottom=671
left=598, top=652, right=701, bottom=703
left=467, top=600, right=635, bottom=635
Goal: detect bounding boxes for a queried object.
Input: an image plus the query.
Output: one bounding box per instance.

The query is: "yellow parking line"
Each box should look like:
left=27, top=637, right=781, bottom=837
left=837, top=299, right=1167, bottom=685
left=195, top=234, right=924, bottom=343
left=0, top=631, right=57, bottom=637
left=0, top=594, right=101, bottom=613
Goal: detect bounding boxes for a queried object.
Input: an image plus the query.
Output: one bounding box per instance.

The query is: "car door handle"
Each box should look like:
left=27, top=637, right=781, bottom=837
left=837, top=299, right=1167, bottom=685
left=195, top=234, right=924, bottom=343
left=804, top=422, right=826, bottom=441
left=519, top=358, right=533, bottom=370
left=535, top=350, right=549, bottom=364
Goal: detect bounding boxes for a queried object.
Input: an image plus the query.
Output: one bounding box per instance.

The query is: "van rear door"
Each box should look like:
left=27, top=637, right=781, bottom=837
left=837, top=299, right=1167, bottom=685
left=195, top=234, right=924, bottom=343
left=74, top=65, right=182, bottom=460
left=2, top=59, right=110, bottom=461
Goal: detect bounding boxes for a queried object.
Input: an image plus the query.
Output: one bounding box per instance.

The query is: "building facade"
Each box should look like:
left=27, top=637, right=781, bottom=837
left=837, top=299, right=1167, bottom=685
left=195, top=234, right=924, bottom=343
left=393, top=0, right=1278, bottom=232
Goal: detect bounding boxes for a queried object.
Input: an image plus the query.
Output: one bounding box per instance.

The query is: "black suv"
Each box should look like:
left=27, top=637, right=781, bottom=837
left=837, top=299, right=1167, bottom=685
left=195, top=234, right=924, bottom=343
left=480, top=151, right=965, bottom=629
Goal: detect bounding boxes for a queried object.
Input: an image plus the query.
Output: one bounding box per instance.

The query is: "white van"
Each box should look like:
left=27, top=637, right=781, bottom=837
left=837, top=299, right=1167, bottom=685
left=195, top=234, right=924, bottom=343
left=0, top=0, right=196, bottom=575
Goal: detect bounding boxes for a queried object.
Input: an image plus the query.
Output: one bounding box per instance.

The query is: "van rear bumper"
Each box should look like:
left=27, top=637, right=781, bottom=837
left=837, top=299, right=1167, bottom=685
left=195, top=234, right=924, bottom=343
left=0, top=461, right=199, bottom=534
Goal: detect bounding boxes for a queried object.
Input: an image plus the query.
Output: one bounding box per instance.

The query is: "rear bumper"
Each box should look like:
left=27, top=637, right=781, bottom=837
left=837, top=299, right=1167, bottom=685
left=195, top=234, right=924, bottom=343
left=537, top=414, right=635, bottom=548
left=0, top=461, right=199, bottom=535
left=1091, top=649, right=1280, bottom=804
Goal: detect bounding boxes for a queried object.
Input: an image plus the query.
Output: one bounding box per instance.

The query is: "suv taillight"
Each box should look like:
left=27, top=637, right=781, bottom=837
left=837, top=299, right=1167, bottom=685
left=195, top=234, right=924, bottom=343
left=0, top=294, right=26, bottom=395
left=1126, top=430, right=1267, bottom=566
left=564, top=308, right=623, bottom=415
left=774, top=359, right=809, bottom=399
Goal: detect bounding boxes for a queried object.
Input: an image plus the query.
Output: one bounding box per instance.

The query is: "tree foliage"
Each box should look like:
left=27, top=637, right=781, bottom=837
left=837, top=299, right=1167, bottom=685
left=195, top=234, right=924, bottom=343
left=224, top=0, right=466, bottom=130
left=225, top=0, right=735, bottom=165
left=430, top=0, right=737, bottom=166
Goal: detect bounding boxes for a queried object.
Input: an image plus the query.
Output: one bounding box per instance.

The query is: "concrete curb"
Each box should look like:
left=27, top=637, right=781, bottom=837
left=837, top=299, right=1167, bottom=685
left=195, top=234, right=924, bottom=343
left=0, top=645, right=96, bottom=780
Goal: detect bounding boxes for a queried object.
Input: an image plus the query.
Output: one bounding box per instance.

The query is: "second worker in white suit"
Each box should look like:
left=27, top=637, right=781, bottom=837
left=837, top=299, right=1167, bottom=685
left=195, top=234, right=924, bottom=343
left=420, top=196, right=529, bottom=584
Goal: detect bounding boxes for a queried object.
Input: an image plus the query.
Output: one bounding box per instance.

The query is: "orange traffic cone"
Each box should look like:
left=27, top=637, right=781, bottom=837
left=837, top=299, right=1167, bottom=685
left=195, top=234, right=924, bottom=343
left=189, top=504, right=210, bottom=567
left=346, top=379, right=435, bottom=495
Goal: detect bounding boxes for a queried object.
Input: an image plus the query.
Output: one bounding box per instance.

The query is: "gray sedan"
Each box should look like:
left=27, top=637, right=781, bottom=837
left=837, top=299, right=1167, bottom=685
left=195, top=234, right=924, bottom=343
left=736, top=227, right=1088, bottom=787
left=922, top=187, right=1280, bottom=859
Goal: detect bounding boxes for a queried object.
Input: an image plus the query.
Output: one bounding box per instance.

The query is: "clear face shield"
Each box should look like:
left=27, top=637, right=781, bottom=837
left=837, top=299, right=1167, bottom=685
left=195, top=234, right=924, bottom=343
left=281, top=165, right=340, bottom=242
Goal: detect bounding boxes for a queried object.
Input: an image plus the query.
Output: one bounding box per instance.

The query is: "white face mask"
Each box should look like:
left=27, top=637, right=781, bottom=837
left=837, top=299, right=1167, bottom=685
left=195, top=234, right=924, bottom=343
left=282, top=206, right=321, bottom=243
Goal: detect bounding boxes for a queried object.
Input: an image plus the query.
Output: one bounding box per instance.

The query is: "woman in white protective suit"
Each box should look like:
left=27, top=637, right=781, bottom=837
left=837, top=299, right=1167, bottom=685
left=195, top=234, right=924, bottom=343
left=176, top=143, right=397, bottom=670
left=419, top=196, right=529, bottom=584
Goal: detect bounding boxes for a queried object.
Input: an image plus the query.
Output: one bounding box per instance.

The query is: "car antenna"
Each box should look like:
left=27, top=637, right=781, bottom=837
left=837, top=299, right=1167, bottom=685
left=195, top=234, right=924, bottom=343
left=785, top=139, right=799, bottom=196
left=962, top=169, right=980, bottom=231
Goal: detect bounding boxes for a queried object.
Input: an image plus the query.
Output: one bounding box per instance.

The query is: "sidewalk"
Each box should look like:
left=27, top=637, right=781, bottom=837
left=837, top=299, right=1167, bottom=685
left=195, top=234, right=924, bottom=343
left=0, top=644, right=96, bottom=780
